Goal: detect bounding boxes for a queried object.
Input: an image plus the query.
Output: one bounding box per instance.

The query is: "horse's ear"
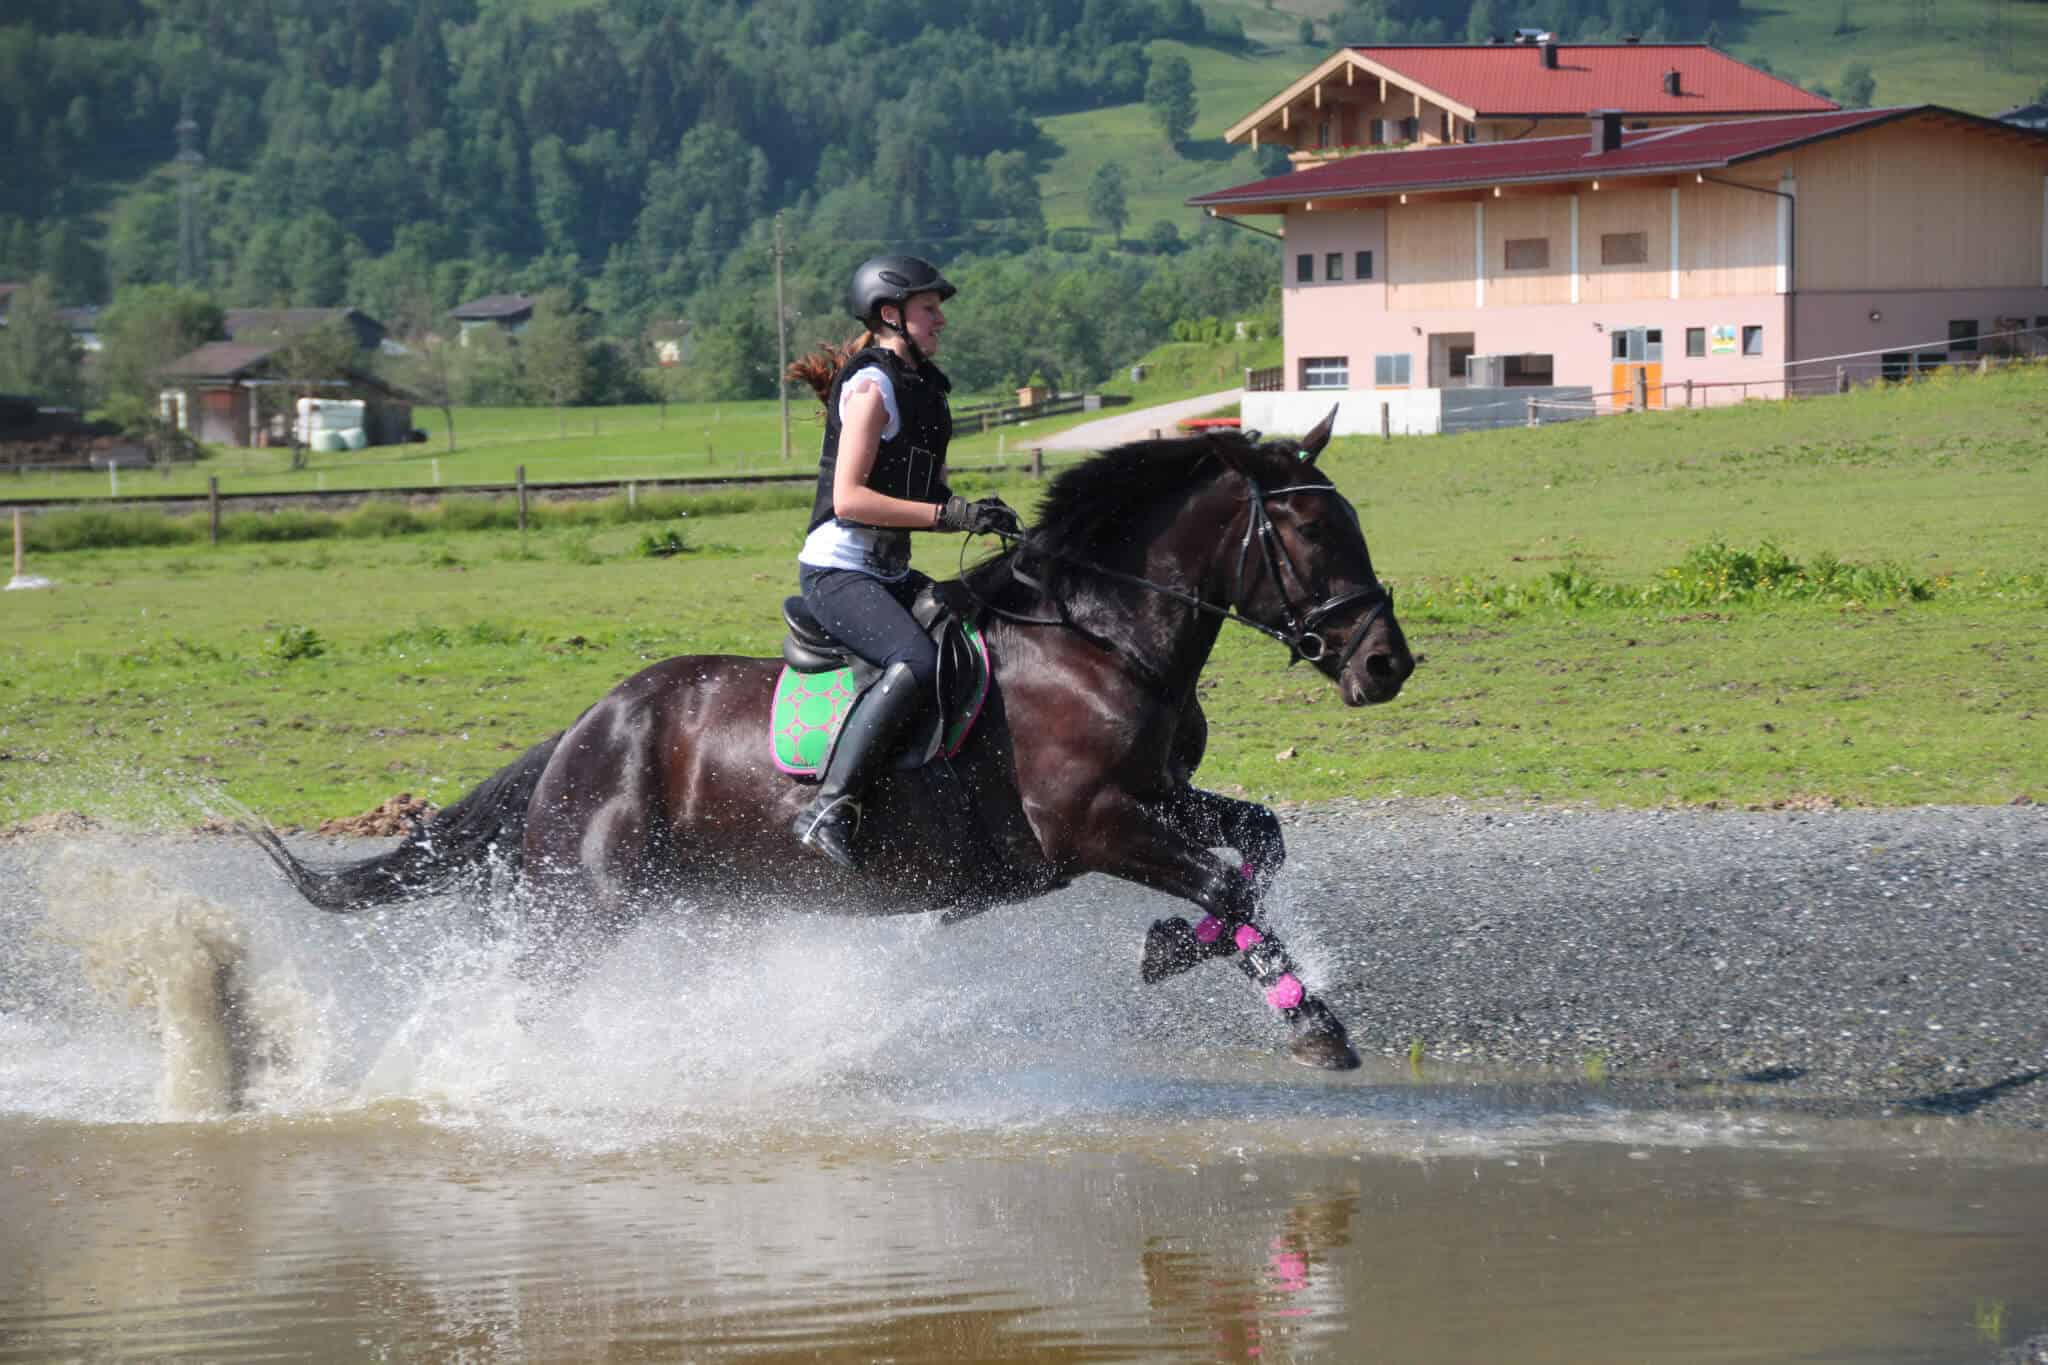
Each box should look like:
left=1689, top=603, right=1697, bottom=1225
left=1298, top=405, right=1338, bottom=464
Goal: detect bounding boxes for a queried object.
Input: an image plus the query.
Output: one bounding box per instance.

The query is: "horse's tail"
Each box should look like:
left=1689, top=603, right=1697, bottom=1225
left=243, top=732, right=564, bottom=912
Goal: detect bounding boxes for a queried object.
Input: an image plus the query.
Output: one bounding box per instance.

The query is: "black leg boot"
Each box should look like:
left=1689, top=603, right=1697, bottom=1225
left=793, top=661, right=924, bottom=871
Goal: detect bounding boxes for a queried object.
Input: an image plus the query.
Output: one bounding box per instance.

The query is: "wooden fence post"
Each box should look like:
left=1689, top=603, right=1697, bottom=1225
left=1030, top=447, right=1044, bottom=479
left=1630, top=368, right=1649, bottom=411
left=1380, top=403, right=1391, bottom=440
left=207, top=476, right=220, bottom=546
left=1526, top=398, right=1539, bottom=428
left=1836, top=365, right=1848, bottom=394
left=1684, top=379, right=1694, bottom=408
left=517, top=464, right=528, bottom=532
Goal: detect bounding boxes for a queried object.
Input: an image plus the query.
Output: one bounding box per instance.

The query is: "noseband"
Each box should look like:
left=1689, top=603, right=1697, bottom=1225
left=1236, top=479, right=1393, bottom=668
left=981, top=472, right=1393, bottom=671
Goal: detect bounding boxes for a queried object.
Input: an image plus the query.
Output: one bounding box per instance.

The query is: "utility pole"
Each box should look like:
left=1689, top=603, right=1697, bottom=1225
left=773, top=211, right=791, bottom=461
left=175, top=94, right=205, bottom=287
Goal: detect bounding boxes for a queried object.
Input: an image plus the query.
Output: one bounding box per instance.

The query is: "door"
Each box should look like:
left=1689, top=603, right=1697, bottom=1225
left=1609, top=327, right=1665, bottom=408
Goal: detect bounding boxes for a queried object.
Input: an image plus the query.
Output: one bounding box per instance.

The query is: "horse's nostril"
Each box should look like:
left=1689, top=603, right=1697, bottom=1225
left=1364, top=653, right=1393, bottom=680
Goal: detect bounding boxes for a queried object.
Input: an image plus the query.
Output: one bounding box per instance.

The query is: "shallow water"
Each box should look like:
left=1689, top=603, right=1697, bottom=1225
left=2, top=837, right=2044, bottom=1361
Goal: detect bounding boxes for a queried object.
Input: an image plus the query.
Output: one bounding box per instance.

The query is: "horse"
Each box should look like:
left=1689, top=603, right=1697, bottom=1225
left=247, top=412, right=1416, bottom=1069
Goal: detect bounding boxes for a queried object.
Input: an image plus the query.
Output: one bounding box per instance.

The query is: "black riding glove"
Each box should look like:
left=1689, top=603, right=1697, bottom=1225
left=936, top=495, right=1022, bottom=537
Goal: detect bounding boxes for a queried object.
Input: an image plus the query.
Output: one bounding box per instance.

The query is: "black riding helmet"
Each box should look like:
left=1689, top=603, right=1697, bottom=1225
left=846, top=254, right=957, bottom=330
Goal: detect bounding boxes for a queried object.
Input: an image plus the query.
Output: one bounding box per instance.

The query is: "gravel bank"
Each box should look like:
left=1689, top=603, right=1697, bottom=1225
left=1274, top=800, right=2048, bottom=1129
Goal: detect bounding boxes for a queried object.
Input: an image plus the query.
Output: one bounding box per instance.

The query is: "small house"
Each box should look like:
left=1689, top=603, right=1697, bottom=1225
left=158, top=341, right=414, bottom=448
left=449, top=293, right=536, bottom=343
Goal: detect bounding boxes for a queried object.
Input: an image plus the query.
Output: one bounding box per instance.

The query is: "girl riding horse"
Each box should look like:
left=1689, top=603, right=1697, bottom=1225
left=786, top=254, right=1020, bottom=869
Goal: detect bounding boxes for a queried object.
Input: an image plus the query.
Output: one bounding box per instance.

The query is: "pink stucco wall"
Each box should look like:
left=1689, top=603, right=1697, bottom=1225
left=1274, top=199, right=2048, bottom=403
left=1793, top=288, right=2048, bottom=381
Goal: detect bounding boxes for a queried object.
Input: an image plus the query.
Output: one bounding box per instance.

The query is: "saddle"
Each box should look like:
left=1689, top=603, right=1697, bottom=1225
left=770, top=582, right=991, bottom=780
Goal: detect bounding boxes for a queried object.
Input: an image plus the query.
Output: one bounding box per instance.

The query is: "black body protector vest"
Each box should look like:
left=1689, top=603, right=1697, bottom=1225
left=808, top=347, right=953, bottom=575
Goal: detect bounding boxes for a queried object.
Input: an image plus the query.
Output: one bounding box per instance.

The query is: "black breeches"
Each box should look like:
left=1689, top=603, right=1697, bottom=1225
left=798, top=566, right=938, bottom=694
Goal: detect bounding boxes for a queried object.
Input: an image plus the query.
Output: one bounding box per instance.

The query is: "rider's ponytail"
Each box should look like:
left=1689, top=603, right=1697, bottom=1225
left=787, top=332, right=872, bottom=405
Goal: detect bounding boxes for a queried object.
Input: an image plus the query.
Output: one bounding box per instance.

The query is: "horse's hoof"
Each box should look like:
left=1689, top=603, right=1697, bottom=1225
left=1287, top=999, right=1361, bottom=1070
left=1289, top=1030, right=1362, bottom=1070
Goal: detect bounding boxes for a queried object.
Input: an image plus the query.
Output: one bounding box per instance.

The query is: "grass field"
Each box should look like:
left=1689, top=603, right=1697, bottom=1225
left=9, top=340, right=1279, bottom=506
left=2, top=363, right=2042, bottom=827
left=1038, top=38, right=1317, bottom=236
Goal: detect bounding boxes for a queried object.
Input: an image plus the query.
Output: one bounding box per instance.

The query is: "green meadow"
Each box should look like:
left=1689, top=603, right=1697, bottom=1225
left=2, top=363, right=2042, bottom=827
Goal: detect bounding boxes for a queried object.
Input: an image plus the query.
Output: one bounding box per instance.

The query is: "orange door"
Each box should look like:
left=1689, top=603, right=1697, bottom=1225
left=1610, top=363, right=1665, bottom=409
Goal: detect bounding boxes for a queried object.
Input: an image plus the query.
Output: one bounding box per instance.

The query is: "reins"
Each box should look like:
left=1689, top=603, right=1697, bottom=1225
left=957, top=475, right=1392, bottom=670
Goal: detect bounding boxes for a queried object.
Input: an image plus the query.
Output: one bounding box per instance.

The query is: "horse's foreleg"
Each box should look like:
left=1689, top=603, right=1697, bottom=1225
left=1082, top=799, right=1358, bottom=1071
left=1164, top=785, right=1287, bottom=898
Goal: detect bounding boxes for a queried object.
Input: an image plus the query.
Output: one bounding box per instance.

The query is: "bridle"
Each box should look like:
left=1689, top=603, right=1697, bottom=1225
left=967, top=472, right=1394, bottom=671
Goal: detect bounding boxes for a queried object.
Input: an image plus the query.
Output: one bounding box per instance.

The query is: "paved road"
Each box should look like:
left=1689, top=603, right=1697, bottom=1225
left=1036, top=389, right=1242, bottom=451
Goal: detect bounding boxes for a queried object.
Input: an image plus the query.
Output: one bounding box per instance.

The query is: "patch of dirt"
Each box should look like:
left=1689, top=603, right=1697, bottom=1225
left=0, top=809, right=100, bottom=840
left=317, top=792, right=437, bottom=837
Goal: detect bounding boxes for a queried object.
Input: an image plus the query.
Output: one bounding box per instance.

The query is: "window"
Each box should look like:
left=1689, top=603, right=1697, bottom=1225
left=1399, top=116, right=1419, bottom=142
left=1948, top=319, right=1979, bottom=352
left=1355, top=250, right=1374, bottom=280
left=1742, top=324, right=1764, bottom=356
left=1610, top=327, right=1662, bottom=362
left=1685, top=327, right=1706, bottom=358
left=1325, top=252, right=1344, bottom=282
left=1504, top=354, right=1554, bottom=386
left=1880, top=351, right=1913, bottom=381
left=1503, top=237, right=1550, bottom=271
left=1301, top=356, right=1348, bottom=390
left=1600, top=231, right=1649, bottom=266
left=1296, top=254, right=1313, bottom=284
left=1374, top=353, right=1411, bottom=386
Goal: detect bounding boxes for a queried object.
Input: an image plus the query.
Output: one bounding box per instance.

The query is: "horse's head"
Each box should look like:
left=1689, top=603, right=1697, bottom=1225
left=1209, top=409, right=1415, bottom=706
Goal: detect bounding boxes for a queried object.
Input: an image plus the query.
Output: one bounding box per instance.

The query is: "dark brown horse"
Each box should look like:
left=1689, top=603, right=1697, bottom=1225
left=250, top=414, right=1415, bottom=1068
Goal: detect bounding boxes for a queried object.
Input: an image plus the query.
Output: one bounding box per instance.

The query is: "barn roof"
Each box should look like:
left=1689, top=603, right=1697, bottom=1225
left=1193, top=105, right=2044, bottom=211
left=449, top=293, right=535, bottom=321
left=162, top=342, right=278, bottom=379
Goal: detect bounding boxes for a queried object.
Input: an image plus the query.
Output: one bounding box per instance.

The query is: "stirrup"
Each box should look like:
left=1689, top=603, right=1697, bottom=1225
left=796, top=794, right=864, bottom=869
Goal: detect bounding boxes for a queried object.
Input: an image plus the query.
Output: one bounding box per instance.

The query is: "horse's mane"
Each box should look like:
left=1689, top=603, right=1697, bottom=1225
left=955, top=429, right=1313, bottom=604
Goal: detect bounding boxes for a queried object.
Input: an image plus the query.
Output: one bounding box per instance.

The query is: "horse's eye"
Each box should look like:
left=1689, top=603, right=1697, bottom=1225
left=1297, top=519, right=1328, bottom=545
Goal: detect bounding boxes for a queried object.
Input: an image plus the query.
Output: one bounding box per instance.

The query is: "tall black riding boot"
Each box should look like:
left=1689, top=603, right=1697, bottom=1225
left=792, top=661, right=924, bottom=871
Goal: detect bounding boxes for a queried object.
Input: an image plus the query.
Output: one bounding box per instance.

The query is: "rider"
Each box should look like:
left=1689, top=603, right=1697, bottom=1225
left=789, top=253, right=1020, bottom=870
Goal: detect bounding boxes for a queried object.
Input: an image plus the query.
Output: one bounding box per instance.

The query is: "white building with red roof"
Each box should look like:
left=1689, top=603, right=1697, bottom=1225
left=1192, top=103, right=2048, bottom=432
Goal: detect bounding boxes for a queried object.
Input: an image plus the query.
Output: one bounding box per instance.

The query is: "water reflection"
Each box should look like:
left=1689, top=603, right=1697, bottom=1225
left=1141, top=1193, right=1356, bottom=1362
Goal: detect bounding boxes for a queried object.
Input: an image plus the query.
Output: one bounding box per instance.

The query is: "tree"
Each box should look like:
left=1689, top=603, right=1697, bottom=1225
left=1086, top=163, right=1128, bottom=243
left=1839, top=62, right=1876, bottom=108
left=520, top=288, right=590, bottom=432
left=0, top=275, right=84, bottom=406
left=1144, top=54, right=1197, bottom=146
left=263, top=320, right=365, bottom=469
left=390, top=323, right=461, bottom=453
left=98, top=284, right=225, bottom=424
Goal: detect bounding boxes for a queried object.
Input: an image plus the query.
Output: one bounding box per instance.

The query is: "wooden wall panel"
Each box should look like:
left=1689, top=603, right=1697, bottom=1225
left=1388, top=200, right=1477, bottom=310
left=1782, top=119, right=2048, bottom=291
left=1577, top=186, right=1673, bottom=303
left=1485, top=196, right=1575, bottom=307
left=1680, top=180, right=1779, bottom=298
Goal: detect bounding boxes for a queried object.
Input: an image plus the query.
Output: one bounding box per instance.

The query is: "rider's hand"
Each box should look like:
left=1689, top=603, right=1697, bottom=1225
left=968, top=496, right=1022, bottom=537
left=935, top=495, right=1021, bottom=536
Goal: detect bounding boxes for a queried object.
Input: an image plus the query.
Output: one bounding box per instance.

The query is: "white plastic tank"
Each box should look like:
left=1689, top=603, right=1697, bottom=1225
left=295, top=398, right=367, bottom=446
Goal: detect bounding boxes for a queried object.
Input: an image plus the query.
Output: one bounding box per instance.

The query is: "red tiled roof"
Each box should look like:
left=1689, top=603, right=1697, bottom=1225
left=1352, top=43, right=1836, bottom=117
left=1191, top=106, right=2018, bottom=209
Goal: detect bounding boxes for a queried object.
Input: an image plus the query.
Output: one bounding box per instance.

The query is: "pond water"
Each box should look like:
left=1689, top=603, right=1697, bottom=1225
left=2, top=838, right=2043, bottom=1361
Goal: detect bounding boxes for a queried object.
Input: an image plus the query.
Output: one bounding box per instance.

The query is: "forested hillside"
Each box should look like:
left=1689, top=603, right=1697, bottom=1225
left=6, top=0, right=2034, bottom=404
